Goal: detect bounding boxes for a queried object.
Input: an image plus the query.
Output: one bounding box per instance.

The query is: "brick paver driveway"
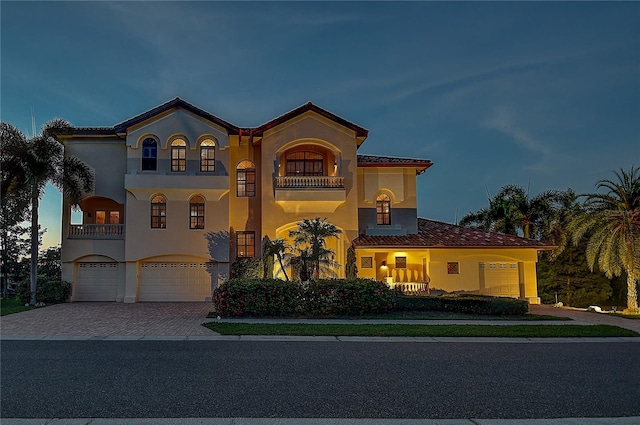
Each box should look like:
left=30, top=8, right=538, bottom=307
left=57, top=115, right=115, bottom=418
left=0, top=302, right=216, bottom=337
left=530, top=304, right=640, bottom=333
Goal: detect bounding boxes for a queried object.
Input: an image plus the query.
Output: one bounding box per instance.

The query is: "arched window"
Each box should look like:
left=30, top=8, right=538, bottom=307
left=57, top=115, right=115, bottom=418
left=200, top=139, right=215, bottom=172
left=376, top=193, right=391, bottom=225
left=189, top=195, right=205, bottom=229
left=285, top=151, right=323, bottom=176
left=236, top=160, right=255, bottom=197
left=151, top=195, right=166, bottom=228
left=171, top=139, right=187, bottom=172
left=142, top=138, right=157, bottom=171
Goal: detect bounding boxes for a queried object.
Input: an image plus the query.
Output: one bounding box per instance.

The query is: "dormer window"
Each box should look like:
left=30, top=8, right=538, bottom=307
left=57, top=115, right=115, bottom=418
left=376, top=193, right=391, bottom=225
left=142, top=138, right=157, bottom=171
left=171, top=139, right=187, bottom=172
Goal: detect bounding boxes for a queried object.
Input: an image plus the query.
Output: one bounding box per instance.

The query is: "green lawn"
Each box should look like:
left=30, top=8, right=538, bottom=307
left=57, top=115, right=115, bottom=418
left=204, top=323, right=638, bottom=338
left=0, top=297, right=35, bottom=316
left=206, top=311, right=571, bottom=321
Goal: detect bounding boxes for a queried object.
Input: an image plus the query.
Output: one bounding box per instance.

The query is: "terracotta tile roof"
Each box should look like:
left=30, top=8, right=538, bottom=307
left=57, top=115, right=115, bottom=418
left=353, top=218, right=555, bottom=249
left=357, top=155, right=433, bottom=174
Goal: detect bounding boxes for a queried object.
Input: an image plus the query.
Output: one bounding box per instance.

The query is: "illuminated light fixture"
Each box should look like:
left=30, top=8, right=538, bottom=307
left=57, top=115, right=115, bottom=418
left=381, top=260, right=387, bottom=268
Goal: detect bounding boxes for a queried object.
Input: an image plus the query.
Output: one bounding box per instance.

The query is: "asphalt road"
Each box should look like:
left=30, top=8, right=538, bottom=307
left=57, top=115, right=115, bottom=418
left=2, top=341, right=639, bottom=419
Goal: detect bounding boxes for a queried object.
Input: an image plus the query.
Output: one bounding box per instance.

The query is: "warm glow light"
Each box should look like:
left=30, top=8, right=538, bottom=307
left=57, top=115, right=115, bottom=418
left=381, top=260, right=387, bottom=268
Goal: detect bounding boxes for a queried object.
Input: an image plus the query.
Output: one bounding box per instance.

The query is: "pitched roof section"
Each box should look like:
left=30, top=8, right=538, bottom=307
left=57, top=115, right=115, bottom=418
left=353, top=218, right=555, bottom=249
left=113, top=97, right=240, bottom=135
left=252, top=102, right=369, bottom=141
left=357, top=155, right=433, bottom=175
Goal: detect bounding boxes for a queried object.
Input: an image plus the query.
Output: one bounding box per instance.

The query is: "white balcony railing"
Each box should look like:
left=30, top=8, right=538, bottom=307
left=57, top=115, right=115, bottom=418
left=275, top=176, right=344, bottom=189
left=69, top=224, right=124, bottom=239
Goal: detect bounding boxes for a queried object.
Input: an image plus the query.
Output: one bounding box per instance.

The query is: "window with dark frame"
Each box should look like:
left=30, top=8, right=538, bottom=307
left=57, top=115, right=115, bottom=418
left=285, top=151, right=324, bottom=176
left=376, top=193, right=391, bottom=225
left=361, top=257, right=373, bottom=269
left=236, top=231, right=255, bottom=258
left=237, top=160, right=256, bottom=197
left=142, top=138, right=157, bottom=171
left=171, top=139, right=187, bottom=172
left=447, top=262, right=459, bottom=274
left=200, top=139, right=215, bottom=172
left=395, top=256, right=406, bottom=269
left=151, top=195, right=166, bottom=228
left=189, top=196, right=205, bottom=229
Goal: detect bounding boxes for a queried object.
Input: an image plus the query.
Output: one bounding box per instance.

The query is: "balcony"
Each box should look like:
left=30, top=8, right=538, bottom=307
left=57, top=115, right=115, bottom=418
left=274, top=176, right=346, bottom=213
left=275, top=176, right=344, bottom=189
left=69, top=224, right=124, bottom=239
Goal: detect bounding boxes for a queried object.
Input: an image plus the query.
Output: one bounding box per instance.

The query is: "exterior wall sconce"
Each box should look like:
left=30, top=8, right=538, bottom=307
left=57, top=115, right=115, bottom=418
left=381, top=260, right=387, bottom=267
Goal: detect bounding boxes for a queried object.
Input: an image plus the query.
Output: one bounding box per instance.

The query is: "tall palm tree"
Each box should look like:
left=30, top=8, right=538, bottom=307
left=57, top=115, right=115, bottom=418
left=569, top=166, right=640, bottom=311
left=1, top=119, right=94, bottom=305
left=460, top=184, right=563, bottom=239
left=289, top=217, right=342, bottom=280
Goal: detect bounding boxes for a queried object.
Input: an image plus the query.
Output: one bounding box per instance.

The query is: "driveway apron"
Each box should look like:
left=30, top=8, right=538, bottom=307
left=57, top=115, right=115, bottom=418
left=0, top=302, right=216, bottom=336
left=530, top=304, right=640, bottom=333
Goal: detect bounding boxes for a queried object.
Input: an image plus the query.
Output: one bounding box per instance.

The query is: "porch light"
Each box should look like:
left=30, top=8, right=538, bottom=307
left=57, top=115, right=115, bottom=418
left=381, top=260, right=387, bottom=268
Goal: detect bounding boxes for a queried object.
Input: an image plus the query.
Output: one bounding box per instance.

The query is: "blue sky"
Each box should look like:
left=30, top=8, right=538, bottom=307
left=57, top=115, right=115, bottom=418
left=2, top=1, right=639, bottom=249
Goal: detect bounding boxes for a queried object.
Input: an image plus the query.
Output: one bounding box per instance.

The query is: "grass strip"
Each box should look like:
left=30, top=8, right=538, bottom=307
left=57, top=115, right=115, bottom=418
left=206, top=311, right=571, bottom=321
left=204, top=323, right=638, bottom=338
left=0, top=297, right=36, bottom=316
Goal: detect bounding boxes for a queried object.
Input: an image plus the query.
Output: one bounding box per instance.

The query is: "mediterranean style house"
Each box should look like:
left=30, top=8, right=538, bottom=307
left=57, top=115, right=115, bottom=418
left=60, top=98, right=551, bottom=304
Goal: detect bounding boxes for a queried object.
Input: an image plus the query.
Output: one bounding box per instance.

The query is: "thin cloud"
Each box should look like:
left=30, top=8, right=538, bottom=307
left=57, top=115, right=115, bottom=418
left=483, top=106, right=552, bottom=156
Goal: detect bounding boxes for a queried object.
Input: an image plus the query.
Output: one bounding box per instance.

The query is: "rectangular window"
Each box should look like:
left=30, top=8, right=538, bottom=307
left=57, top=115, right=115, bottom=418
left=447, top=262, right=459, bottom=274
left=151, top=203, right=166, bottom=229
left=395, top=256, right=406, bottom=269
left=95, top=210, right=106, bottom=224
left=360, top=257, right=372, bottom=269
left=171, top=146, right=186, bottom=172
left=236, top=231, right=255, bottom=258
left=237, top=169, right=256, bottom=197
left=190, top=198, right=205, bottom=229
left=200, top=146, right=215, bottom=172
left=109, top=211, right=120, bottom=224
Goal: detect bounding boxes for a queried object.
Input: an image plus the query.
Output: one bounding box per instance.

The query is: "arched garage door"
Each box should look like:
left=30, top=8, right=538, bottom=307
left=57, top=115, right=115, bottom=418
left=75, top=262, right=118, bottom=301
left=138, top=262, right=214, bottom=302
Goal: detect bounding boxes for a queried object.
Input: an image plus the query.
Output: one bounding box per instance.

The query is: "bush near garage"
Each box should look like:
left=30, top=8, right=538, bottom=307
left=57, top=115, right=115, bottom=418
left=212, top=278, right=395, bottom=317
left=16, top=277, right=71, bottom=305
left=394, top=294, right=529, bottom=316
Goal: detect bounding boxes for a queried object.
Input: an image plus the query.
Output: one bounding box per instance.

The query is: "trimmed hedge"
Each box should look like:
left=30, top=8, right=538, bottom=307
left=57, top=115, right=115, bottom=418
left=212, top=278, right=394, bottom=317
left=394, top=294, right=529, bottom=316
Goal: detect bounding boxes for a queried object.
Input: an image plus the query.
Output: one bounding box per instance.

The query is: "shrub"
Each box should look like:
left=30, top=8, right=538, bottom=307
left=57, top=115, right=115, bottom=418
left=394, top=294, right=529, bottom=316
left=230, top=257, right=263, bottom=279
left=212, top=278, right=302, bottom=316
left=17, top=277, right=71, bottom=305
left=212, top=278, right=395, bottom=317
left=304, top=279, right=394, bottom=316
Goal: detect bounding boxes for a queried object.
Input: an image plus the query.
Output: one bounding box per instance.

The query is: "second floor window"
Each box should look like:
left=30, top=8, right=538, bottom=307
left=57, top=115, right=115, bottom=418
left=285, top=151, right=323, bottom=176
left=189, top=195, right=205, bottom=229
left=236, top=231, right=255, bottom=258
left=376, top=193, right=391, bottom=225
left=171, top=139, right=187, bottom=172
left=151, top=195, right=166, bottom=228
left=142, top=138, right=157, bottom=171
left=200, top=139, right=215, bottom=172
left=237, top=160, right=256, bottom=197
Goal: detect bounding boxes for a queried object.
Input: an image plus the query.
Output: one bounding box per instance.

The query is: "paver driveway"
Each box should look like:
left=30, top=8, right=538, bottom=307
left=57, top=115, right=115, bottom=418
left=0, top=302, right=216, bottom=337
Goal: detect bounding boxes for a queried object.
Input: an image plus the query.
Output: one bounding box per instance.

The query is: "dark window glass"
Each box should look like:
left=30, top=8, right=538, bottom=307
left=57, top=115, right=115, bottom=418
left=171, top=139, right=186, bottom=172
left=236, top=231, right=255, bottom=258
left=151, top=195, right=166, bottom=228
left=237, top=160, right=256, bottom=197
left=376, top=193, right=391, bottom=225
left=285, top=151, right=324, bottom=176
left=142, top=138, right=157, bottom=171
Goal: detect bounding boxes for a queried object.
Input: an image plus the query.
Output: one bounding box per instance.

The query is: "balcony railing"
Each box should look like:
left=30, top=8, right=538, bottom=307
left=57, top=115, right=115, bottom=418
left=69, top=224, right=124, bottom=239
left=275, top=176, right=344, bottom=189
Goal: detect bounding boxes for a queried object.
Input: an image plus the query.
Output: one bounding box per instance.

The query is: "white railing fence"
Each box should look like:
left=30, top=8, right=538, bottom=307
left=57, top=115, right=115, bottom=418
left=275, top=176, right=344, bottom=188
left=69, top=224, right=124, bottom=239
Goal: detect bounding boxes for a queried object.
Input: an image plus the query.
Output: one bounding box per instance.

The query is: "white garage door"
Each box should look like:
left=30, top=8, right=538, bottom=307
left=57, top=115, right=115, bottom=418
left=138, top=262, right=213, bottom=302
left=75, top=262, right=118, bottom=301
left=479, top=263, right=520, bottom=298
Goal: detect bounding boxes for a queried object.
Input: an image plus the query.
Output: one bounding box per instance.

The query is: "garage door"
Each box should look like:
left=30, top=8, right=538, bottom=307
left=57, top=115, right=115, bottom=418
left=75, top=262, right=118, bottom=301
left=138, top=262, right=213, bottom=302
left=479, top=263, right=520, bottom=298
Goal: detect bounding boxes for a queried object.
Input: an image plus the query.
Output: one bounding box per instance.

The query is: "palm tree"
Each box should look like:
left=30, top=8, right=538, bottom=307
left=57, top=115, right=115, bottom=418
left=569, top=166, right=640, bottom=312
left=289, top=217, right=342, bottom=280
left=1, top=119, right=94, bottom=305
left=460, top=184, right=563, bottom=239
left=263, top=237, right=290, bottom=281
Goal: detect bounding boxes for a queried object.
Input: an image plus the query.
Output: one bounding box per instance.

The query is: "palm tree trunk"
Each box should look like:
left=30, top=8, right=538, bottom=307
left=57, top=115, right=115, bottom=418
left=276, top=255, right=289, bottom=281
left=30, top=186, right=39, bottom=305
left=627, top=272, right=638, bottom=312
